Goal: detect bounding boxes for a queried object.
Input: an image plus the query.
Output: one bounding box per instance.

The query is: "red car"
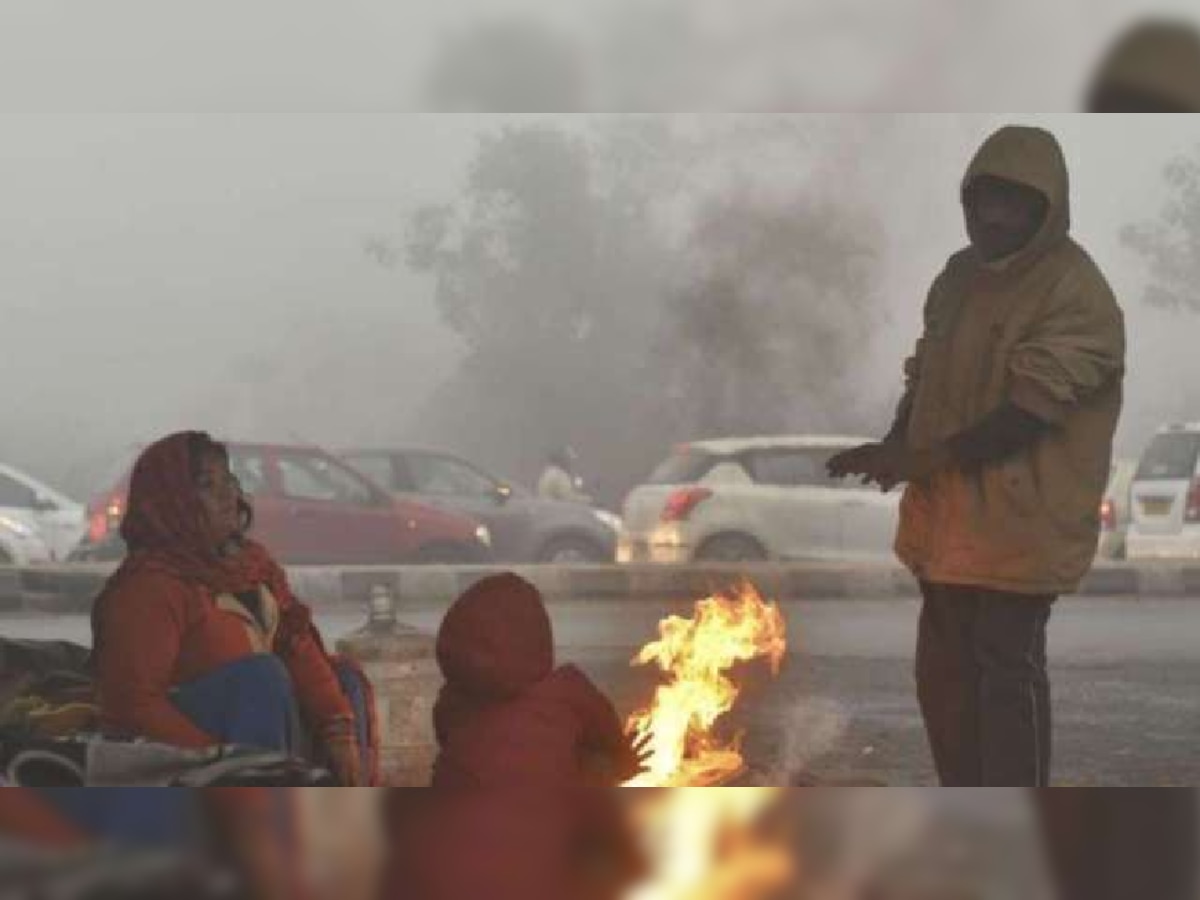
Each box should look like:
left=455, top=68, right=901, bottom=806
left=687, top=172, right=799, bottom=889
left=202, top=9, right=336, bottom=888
left=73, top=441, right=492, bottom=565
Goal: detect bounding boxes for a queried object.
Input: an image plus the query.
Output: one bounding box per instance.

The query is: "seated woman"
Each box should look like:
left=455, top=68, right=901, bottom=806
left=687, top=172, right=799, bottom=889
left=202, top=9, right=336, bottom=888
left=91, top=431, right=364, bottom=786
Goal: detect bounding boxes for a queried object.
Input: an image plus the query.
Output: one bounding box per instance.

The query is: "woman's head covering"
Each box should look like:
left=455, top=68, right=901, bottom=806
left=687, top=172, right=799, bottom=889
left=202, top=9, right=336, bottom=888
left=116, top=431, right=274, bottom=593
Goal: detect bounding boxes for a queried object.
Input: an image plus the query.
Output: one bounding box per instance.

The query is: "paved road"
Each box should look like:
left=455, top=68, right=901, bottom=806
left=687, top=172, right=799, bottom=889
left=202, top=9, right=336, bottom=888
left=6, top=596, right=1199, bottom=785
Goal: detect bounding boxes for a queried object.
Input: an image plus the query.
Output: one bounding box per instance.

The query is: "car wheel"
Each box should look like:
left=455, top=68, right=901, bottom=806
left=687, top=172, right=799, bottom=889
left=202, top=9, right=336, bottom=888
left=539, top=536, right=610, bottom=564
left=697, top=534, right=767, bottom=563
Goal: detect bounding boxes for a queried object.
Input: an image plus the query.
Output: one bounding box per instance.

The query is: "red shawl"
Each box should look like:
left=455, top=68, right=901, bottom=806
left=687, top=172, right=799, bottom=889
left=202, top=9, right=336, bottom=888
left=117, top=431, right=273, bottom=593
left=92, top=432, right=293, bottom=659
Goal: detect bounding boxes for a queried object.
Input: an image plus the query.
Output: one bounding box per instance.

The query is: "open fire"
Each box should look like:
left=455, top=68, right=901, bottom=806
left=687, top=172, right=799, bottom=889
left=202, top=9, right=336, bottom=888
left=620, top=584, right=793, bottom=898
left=624, top=582, right=788, bottom=788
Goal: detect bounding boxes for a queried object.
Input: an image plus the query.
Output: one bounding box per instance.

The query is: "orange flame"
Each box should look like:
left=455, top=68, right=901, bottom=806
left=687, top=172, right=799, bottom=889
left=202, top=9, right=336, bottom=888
left=624, top=582, right=788, bottom=788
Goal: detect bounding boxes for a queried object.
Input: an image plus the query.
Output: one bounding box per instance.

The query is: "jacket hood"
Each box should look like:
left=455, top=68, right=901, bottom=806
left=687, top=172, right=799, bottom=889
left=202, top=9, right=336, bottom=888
left=436, top=573, right=554, bottom=700
left=962, top=126, right=1071, bottom=263
left=1090, top=21, right=1200, bottom=112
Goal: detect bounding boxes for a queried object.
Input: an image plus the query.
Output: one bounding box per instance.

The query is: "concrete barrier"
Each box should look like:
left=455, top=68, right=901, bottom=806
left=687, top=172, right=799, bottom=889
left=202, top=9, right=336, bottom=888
left=0, top=560, right=1196, bottom=614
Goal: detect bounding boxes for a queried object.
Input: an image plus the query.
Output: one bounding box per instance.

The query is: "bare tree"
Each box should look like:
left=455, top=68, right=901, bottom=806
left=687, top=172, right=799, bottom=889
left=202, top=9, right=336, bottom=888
left=1123, top=145, right=1200, bottom=312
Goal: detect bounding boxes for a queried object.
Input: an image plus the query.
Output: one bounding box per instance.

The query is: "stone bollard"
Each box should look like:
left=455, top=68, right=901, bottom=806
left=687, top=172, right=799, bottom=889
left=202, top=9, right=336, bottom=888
left=336, top=584, right=442, bottom=786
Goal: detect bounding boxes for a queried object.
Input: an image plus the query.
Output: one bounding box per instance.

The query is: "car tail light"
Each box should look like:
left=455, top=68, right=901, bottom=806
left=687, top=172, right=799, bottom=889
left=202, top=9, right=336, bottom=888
left=1100, top=499, right=1116, bottom=531
left=87, top=512, right=108, bottom=544
left=88, top=496, right=124, bottom=543
left=661, top=487, right=713, bottom=523
left=1186, top=480, right=1200, bottom=523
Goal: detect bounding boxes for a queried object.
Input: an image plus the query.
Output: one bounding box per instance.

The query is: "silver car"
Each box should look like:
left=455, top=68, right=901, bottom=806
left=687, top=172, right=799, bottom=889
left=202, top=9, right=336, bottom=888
left=1127, top=425, right=1200, bottom=560
left=342, top=448, right=617, bottom=564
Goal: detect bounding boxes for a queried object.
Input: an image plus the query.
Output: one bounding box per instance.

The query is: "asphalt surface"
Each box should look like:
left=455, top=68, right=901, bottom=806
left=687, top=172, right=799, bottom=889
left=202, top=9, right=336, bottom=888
left=6, top=596, right=1199, bottom=786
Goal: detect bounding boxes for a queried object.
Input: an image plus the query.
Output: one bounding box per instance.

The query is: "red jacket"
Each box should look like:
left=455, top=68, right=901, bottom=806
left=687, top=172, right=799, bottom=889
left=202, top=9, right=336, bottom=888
left=92, top=431, right=353, bottom=748
left=95, top=560, right=351, bottom=747
left=385, top=574, right=636, bottom=900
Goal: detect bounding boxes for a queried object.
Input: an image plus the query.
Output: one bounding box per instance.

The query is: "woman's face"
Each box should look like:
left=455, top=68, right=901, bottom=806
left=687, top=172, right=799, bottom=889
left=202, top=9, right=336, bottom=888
left=194, top=450, right=243, bottom=548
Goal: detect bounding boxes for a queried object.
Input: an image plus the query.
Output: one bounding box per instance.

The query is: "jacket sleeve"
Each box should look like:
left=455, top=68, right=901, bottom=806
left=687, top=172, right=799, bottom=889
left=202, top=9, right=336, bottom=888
left=96, top=576, right=217, bottom=748
left=558, top=665, right=627, bottom=753
left=1008, top=269, right=1126, bottom=424
left=268, top=568, right=354, bottom=733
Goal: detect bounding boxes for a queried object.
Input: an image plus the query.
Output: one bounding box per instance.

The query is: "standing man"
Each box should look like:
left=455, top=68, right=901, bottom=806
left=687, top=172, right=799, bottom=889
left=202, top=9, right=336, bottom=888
left=829, top=126, right=1126, bottom=787
left=538, top=446, right=593, bottom=504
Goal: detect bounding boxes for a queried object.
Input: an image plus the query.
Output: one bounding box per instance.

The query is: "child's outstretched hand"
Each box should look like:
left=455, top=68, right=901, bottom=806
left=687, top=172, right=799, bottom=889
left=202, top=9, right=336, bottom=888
left=580, top=731, right=653, bottom=786
left=616, top=730, right=654, bottom=783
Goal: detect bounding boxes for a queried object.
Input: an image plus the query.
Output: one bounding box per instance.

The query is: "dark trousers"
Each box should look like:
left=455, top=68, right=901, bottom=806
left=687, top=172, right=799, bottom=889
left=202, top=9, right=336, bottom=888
left=916, top=582, right=1054, bottom=786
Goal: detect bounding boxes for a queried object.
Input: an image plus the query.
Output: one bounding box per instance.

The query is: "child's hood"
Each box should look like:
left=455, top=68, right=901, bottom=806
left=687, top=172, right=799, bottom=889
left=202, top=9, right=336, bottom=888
left=436, top=573, right=555, bottom=699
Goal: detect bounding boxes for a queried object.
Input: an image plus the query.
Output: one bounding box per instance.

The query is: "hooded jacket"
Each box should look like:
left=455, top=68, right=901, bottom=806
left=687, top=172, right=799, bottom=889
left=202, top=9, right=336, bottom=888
left=432, top=573, right=628, bottom=786
left=896, top=127, right=1126, bottom=596
left=1089, top=20, right=1200, bottom=112
left=383, top=574, right=635, bottom=900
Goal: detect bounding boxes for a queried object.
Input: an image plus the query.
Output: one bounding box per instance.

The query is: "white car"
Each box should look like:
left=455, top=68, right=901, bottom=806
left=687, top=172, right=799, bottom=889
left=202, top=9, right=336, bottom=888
left=619, top=436, right=899, bottom=564
left=0, top=464, right=87, bottom=562
left=1126, top=424, right=1200, bottom=560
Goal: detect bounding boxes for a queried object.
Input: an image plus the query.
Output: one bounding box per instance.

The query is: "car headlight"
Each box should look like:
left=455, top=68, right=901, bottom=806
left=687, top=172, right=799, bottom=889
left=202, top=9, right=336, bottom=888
left=475, top=525, right=492, bottom=547
left=0, top=516, right=34, bottom=539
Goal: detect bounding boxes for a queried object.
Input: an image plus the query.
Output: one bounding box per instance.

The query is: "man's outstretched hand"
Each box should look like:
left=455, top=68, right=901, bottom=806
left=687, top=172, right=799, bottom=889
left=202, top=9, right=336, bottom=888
left=827, top=442, right=949, bottom=492
left=827, top=443, right=888, bottom=482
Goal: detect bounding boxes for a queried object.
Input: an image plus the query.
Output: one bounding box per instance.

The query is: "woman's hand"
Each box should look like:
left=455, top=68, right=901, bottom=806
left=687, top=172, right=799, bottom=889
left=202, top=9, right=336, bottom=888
left=327, top=738, right=364, bottom=787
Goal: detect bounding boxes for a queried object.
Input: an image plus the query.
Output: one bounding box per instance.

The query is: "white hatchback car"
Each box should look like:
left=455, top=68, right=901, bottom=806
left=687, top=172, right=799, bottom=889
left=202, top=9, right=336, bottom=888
left=619, top=436, right=900, bottom=564
left=1126, top=424, right=1200, bottom=560
left=0, top=464, right=87, bottom=562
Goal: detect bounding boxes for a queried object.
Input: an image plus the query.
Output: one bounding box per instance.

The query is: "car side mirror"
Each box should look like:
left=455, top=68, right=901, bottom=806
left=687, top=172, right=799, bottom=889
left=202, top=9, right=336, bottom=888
left=33, top=496, right=58, bottom=513
left=494, top=483, right=513, bottom=505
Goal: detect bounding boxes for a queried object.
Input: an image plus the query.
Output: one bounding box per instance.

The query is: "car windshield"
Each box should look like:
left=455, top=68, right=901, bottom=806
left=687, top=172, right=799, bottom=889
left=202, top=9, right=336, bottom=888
left=647, top=449, right=720, bottom=485
left=1136, top=433, right=1200, bottom=481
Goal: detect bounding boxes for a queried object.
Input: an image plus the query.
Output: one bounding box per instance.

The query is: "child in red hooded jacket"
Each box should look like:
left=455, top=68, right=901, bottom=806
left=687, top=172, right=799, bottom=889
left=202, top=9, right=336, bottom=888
left=384, top=573, right=646, bottom=900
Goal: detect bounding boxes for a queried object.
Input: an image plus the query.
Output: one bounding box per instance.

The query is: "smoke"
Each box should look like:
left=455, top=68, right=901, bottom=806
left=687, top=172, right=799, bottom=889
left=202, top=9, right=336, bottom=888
left=0, top=112, right=1192, bottom=504
left=769, top=698, right=851, bottom=782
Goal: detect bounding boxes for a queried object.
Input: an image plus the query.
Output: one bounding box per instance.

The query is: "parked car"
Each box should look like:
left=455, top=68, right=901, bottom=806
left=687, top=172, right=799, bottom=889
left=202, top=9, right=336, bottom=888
left=0, top=464, right=86, bottom=561
left=71, top=442, right=492, bottom=566
left=1097, top=458, right=1137, bottom=560
left=619, top=436, right=899, bottom=564
left=341, top=448, right=618, bottom=563
left=1127, top=424, right=1200, bottom=560
left=0, top=511, right=54, bottom=565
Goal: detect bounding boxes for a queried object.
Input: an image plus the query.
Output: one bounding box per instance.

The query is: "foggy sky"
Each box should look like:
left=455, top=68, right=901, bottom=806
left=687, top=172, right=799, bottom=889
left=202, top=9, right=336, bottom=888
left=2, top=3, right=1200, bottom=496
left=3, top=0, right=1197, bottom=111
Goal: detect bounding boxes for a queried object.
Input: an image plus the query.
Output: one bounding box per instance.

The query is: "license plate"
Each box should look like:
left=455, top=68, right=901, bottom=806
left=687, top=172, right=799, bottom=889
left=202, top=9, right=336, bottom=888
left=1142, top=498, right=1174, bottom=516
